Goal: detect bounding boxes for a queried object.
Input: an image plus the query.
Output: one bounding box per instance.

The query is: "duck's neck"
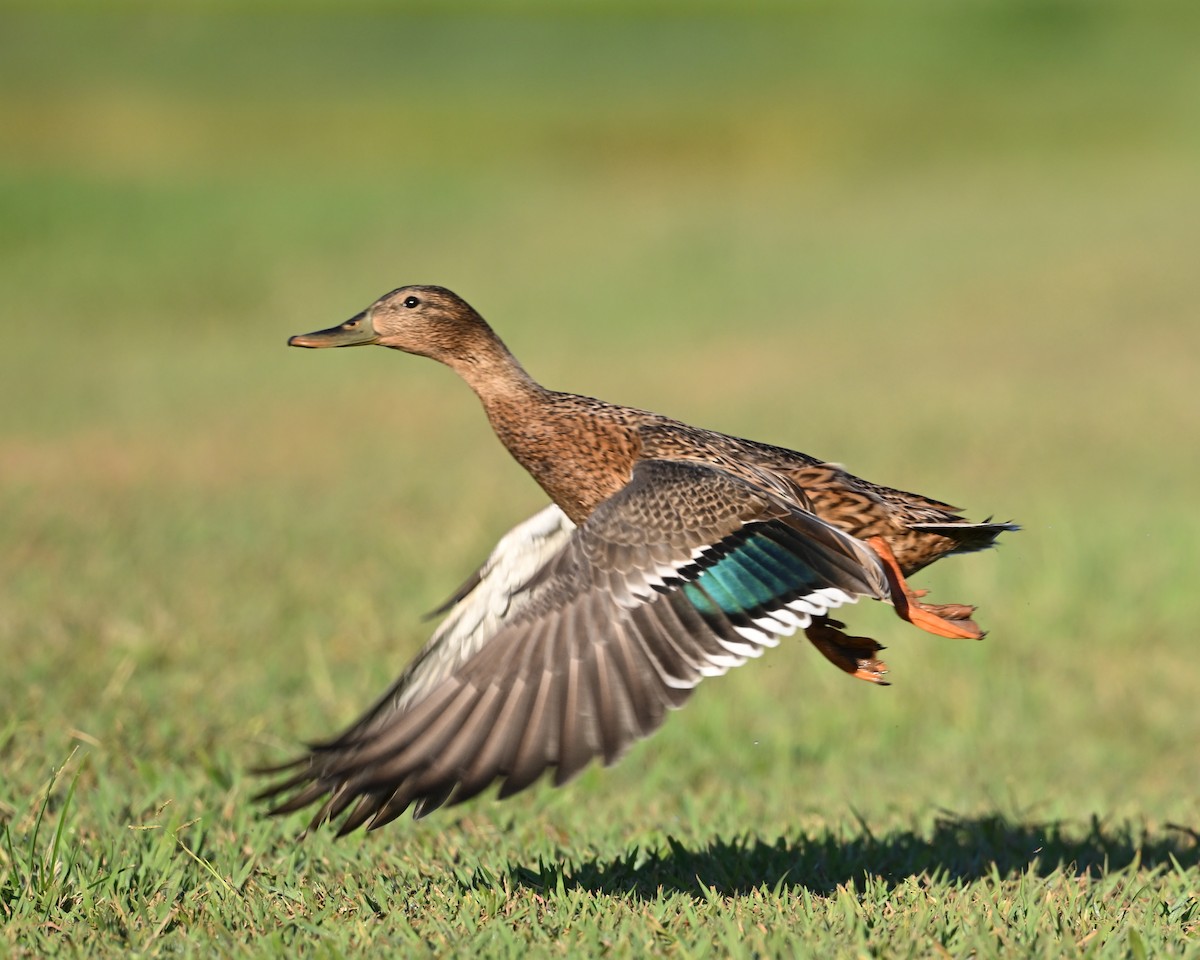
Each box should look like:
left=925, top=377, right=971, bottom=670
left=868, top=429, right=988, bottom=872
left=442, top=338, right=590, bottom=519
left=444, top=335, right=546, bottom=410
left=441, top=327, right=638, bottom=523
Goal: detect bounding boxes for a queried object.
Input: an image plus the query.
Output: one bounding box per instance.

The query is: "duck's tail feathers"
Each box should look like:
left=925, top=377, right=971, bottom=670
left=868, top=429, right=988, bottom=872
left=907, top=518, right=1020, bottom=556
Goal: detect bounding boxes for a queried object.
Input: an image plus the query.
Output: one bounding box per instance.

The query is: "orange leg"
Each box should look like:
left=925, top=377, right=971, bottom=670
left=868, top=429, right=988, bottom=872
left=805, top=617, right=890, bottom=685
left=866, top=536, right=985, bottom=640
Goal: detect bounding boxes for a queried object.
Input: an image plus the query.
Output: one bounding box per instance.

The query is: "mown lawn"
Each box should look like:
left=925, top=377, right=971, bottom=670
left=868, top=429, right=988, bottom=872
left=2, top=2, right=1199, bottom=956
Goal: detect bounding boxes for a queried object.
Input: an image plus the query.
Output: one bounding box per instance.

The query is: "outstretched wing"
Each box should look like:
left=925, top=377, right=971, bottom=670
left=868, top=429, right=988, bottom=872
left=256, top=459, right=890, bottom=835
left=404, top=503, right=577, bottom=714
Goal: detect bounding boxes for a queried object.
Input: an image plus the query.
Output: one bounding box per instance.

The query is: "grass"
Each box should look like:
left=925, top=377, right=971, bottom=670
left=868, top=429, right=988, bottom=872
left=2, top=2, right=1199, bottom=956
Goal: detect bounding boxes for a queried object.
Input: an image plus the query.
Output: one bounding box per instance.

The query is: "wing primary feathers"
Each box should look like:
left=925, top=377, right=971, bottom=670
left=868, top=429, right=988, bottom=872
left=306, top=678, right=463, bottom=760
left=257, top=459, right=923, bottom=834
left=334, top=792, right=388, bottom=837
left=499, top=623, right=563, bottom=798
left=626, top=602, right=699, bottom=708
left=411, top=682, right=506, bottom=792
left=604, top=614, right=669, bottom=735
left=588, top=640, right=637, bottom=765
left=451, top=675, right=532, bottom=804
left=554, top=602, right=601, bottom=786
left=264, top=777, right=334, bottom=817
left=339, top=682, right=478, bottom=786
left=366, top=784, right=422, bottom=830
left=411, top=782, right=457, bottom=820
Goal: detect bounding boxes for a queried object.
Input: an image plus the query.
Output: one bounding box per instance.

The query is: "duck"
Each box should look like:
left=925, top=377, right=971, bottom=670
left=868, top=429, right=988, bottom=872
left=256, top=285, right=1016, bottom=836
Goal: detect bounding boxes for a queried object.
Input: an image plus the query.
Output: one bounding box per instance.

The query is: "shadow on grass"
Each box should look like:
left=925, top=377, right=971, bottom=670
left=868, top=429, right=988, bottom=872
left=509, top=813, right=1199, bottom=898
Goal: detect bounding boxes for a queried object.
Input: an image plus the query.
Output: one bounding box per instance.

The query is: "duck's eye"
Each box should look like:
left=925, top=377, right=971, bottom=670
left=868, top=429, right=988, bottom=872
left=403, top=296, right=420, bottom=309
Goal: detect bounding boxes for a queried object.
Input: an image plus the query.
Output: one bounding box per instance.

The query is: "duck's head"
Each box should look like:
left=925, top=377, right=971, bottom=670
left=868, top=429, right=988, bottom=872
left=288, top=285, right=495, bottom=365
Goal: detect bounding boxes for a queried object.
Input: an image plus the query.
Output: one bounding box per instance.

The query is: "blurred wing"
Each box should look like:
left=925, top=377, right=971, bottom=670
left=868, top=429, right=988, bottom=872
left=404, top=504, right=577, bottom=713
left=256, top=459, right=889, bottom=835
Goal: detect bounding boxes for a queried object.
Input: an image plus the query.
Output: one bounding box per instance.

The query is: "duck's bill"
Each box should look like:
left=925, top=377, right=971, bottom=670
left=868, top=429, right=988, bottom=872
left=288, top=311, right=379, bottom=348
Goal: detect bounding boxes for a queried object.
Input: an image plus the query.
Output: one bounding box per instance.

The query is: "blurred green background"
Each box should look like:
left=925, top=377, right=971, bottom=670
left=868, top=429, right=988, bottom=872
left=2, top=0, right=1199, bottom=953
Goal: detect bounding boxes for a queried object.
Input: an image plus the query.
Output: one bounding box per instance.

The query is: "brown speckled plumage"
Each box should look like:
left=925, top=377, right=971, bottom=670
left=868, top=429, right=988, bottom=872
left=257, top=284, right=1016, bottom=834
left=473, top=365, right=991, bottom=576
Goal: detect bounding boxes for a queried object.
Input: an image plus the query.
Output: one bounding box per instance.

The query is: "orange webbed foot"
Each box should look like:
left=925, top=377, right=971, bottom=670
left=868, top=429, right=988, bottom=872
left=866, top=536, right=986, bottom=640
left=805, top=617, right=890, bottom=685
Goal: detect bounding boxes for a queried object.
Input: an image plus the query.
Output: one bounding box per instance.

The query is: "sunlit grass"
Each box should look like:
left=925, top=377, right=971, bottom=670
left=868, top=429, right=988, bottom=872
left=3, top=3, right=1199, bottom=956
